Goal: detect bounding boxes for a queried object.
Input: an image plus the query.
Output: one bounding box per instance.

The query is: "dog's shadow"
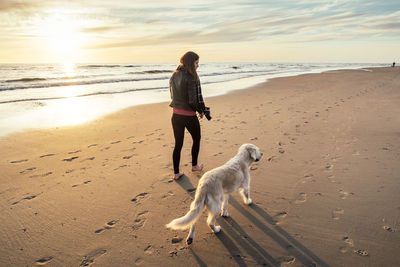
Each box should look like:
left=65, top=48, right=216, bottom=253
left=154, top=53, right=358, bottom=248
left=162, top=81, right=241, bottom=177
left=228, top=198, right=328, bottom=266
left=174, top=175, right=329, bottom=267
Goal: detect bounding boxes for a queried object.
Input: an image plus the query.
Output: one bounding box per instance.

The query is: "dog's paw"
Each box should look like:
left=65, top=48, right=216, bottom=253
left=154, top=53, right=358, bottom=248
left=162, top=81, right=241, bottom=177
left=186, top=237, right=193, bottom=245
left=246, top=198, right=253, bottom=205
left=221, top=210, right=229, bottom=217
left=213, top=226, right=221, bottom=233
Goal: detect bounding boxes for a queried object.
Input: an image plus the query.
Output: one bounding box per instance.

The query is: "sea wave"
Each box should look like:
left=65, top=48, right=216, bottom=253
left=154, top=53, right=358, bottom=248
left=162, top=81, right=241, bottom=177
left=4, top=74, right=113, bottom=83
left=6, top=77, right=47, bottom=83
left=0, top=76, right=170, bottom=91
left=128, top=70, right=173, bottom=74
left=78, top=64, right=144, bottom=68
left=79, top=64, right=121, bottom=68
left=0, top=86, right=167, bottom=104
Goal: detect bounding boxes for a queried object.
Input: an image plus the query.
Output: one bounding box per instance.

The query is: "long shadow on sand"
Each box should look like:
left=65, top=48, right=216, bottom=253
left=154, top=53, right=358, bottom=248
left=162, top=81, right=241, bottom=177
left=230, top=198, right=329, bottom=267
left=174, top=176, right=328, bottom=267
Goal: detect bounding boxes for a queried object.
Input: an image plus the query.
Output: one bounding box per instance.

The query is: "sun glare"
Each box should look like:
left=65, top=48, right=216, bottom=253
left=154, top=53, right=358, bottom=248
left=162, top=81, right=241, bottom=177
left=38, top=12, right=85, bottom=64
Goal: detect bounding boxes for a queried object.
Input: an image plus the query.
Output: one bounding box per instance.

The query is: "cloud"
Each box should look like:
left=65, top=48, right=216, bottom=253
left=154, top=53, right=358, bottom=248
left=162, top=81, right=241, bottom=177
left=0, top=1, right=37, bottom=12
left=374, top=22, right=400, bottom=30
left=81, top=26, right=126, bottom=33
left=85, top=4, right=400, bottom=50
left=1, top=0, right=400, bottom=63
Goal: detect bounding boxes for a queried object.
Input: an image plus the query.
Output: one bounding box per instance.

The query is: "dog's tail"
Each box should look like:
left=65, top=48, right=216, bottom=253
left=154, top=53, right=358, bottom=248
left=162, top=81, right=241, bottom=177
left=166, top=187, right=206, bottom=230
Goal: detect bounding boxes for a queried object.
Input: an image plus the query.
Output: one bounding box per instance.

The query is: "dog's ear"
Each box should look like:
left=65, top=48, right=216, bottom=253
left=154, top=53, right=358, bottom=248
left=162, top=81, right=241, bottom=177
left=248, top=146, right=257, bottom=161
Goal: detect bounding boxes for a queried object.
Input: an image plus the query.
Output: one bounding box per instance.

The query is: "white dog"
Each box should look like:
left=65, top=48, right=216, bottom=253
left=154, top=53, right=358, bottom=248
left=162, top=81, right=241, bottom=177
left=166, top=143, right=262, bottom=244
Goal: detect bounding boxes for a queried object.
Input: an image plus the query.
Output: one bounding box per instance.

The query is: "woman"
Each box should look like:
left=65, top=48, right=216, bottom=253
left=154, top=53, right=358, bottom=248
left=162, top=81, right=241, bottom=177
left=169, top=51, right=209, bottom=180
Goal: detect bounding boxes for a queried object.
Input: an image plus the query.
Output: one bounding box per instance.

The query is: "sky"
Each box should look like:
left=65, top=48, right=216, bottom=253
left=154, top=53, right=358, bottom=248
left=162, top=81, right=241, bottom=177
left=0, top=0, right=399, bottom=63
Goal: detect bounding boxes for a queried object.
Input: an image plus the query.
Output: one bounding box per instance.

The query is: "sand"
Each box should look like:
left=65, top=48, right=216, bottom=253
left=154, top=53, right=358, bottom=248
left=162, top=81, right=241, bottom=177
left=0, top=67, right=399, bottom=266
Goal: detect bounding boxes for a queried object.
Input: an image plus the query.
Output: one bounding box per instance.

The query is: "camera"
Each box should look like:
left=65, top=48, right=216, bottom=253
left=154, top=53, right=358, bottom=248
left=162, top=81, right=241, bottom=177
left=204, top=106, right=212, bottom=120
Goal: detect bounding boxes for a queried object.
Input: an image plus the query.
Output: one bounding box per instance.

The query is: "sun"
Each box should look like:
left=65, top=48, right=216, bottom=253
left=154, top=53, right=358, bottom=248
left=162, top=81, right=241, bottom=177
left=37, top=12, right=85, bottom=64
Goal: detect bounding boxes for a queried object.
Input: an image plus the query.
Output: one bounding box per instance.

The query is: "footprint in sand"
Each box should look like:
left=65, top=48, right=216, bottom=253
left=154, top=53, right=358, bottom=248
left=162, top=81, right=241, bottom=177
left=325, top=163, right=334, bottom=170
left=273, top=211, right=288, bottom=224
left=63, top=156, right=79, bottom=162
left=131, top=193, right=149, bottom=204
left=132, top=217, right=146, bottom=231
left=161, top=191, right=175, bottom=199
left=144, top=245, right=153, bottom=255
left=342, top=236, right=354, bottom=247
left=327, top=175, right=336, bottom=183
left=295, top=193, right=307, bottom=204
left=88, top=144, right=98, bottom=148
left=40, top=154, right=55, bottom=158
left=353, top=249, right=369, bottom=257
left=302, top=174, right=314, bottom=184
left=81, top=157, right=95, bottom=162
left=29, top=172, right=53, bottom=179
left=278, top=256, right=295, bottom=266
left=123, top=154, right=136, bottom=159
left=95, top=220, right=118, bottom=234
left=135, top=257, right=144, bottom=265
left=68, top=150, right=81, bottom=154
left=339, top=189, right=354, bottom=199
left=80, top=248, right=107, bottom=266
left=20, top=167, right=36, bottom=174
left=35, top=256, right=53, bottom=265
left=132, top=211, right=148, bottom=231
left=171, top=237, right=183, bottom=244
left=114, top=164, right=128, bottom=171
left=10, top=159, right=28, bottom=164
left=12, top=194, right=39, bottom=205
left=250, top=165, right=258, bottom=171
left=332, top=208, right=344, bottom=220
left=72, top=180, right=91, bottom=188
left=169, top=251, right=178, bottom=258
left=383, top=225, right=395, bottom=232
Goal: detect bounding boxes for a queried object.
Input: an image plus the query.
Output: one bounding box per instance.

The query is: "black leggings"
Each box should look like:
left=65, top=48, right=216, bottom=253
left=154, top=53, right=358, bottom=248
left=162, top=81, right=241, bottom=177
left=171, top=113, right=201, bottom=174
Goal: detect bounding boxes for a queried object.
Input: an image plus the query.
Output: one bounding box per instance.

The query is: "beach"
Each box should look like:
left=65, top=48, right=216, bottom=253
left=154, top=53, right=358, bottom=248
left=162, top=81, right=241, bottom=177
left=0, top=67, right=399, bottom=266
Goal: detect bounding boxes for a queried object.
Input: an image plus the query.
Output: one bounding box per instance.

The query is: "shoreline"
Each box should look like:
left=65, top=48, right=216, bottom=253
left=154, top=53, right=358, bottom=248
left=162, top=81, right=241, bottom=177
left=0, top=65, right=386, bottom=139
left=1, top=67, right=399, bottom=266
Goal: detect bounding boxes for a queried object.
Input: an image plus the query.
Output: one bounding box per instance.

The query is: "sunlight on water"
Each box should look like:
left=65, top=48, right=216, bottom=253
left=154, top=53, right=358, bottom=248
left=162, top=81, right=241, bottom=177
left=45, top=97, right=97, bottom=126
left=0, top=89, right=171, bottom=137
left=57, top=85, right=83, bottom=98
left=62, top=62, right=76, bottom=75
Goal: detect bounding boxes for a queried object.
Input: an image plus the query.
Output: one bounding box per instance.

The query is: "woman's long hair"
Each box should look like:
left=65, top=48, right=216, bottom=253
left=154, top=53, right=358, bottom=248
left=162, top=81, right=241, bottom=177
left=178, top=51, right=199, bottom=83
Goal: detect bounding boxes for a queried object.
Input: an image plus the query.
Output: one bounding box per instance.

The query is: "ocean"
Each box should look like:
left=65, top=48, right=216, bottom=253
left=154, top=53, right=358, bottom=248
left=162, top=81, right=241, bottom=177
left=0, top=62, right=386, bottom=137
